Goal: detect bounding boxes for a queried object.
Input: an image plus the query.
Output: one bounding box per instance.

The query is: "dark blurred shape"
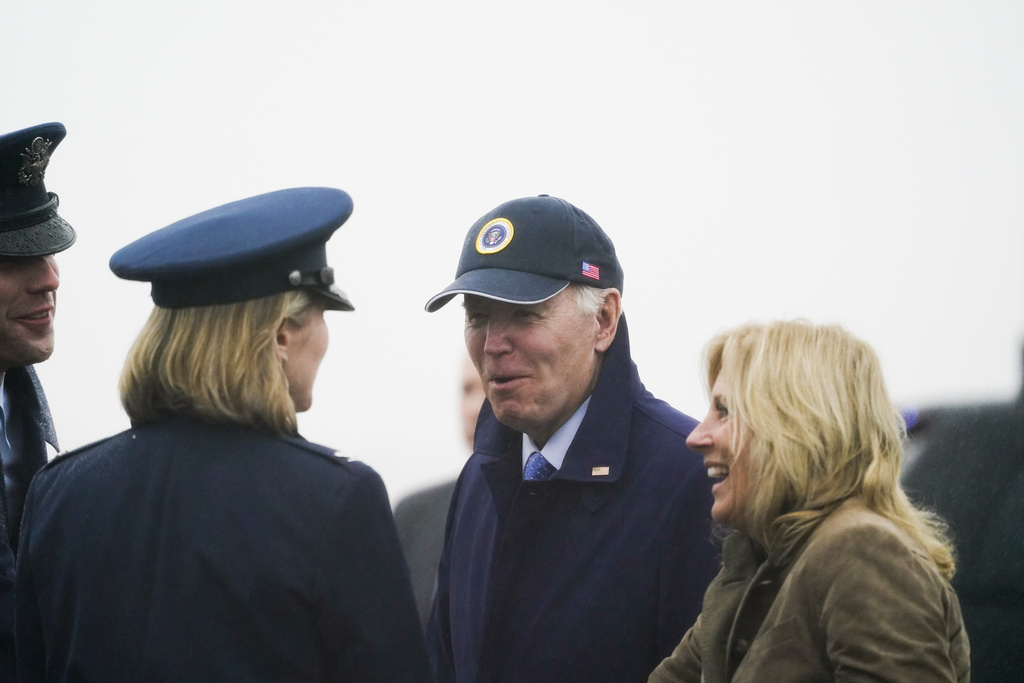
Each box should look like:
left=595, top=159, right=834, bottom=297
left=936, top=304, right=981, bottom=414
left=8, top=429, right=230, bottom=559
left=394, top=356, right=484, bottom=629
left=394, top=479, right=457, bottom=628
left=902, top=352, right=1024, bottom=683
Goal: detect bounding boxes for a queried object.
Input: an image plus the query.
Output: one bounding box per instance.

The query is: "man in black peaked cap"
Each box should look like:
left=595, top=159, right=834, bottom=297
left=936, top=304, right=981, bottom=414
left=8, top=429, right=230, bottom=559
left=0, top=122, right=77, bottom=678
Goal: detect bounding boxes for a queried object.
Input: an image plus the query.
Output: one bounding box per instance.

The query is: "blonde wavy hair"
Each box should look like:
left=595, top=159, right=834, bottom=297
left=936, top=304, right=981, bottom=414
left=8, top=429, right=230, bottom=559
left=119, top=290, right=316, bottom=436
left=705, top=320, right=955, bottom=579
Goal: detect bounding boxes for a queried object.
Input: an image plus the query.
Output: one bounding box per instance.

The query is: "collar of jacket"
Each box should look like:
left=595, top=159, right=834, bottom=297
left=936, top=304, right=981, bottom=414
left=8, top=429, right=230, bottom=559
left=473, top=315, right=641, bottom=485
left=7, top=365, right=58, bottom=450
left=697, top=531, right=782, bottom=682
left=713, top=502, right=869, bottom=680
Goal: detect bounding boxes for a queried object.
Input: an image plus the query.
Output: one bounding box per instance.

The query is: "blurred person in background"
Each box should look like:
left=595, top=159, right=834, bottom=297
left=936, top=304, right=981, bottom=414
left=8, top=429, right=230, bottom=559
left=394, top=355, right=486, bottom=629
left=650, top=320, right=969, bottom=683
left=0, top=122, right=77, bottom=679
left=902, top=345, right=1024, bottom=683
left=15, top=188, right=430, bottom=682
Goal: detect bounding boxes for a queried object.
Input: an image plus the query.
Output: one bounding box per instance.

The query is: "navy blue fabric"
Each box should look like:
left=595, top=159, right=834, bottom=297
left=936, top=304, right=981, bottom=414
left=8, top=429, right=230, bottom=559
left=0, top=532, right=14, bottom=680
left=425, top=195, right=623, bottom=312
left=16, top=418, right=431, bottom=682
left=0, top=366, right=57, bottom=680
left=109, top=187, right=354, bottom=309
left=427, top=317, right=719, bottom=683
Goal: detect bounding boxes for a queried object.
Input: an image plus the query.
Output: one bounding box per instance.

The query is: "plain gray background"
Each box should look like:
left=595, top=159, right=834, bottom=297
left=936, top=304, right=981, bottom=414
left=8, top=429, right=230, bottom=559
left=4, top=1, right=1022, bottom=502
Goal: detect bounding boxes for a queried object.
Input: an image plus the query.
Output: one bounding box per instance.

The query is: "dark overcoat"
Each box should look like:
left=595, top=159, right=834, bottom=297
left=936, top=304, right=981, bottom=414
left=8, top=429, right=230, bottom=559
left=0, top=365, right=57, bottom=680
left=903, top=398, right=1024, bottom=683
left=15, top=417, right=431, bottom=682
left=428, top=317, right=719, bottom=683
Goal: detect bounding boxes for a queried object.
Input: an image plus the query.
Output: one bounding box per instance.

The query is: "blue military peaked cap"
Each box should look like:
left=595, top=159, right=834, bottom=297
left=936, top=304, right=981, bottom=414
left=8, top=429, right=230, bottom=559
left=0, top=122, right=77, bottom=257
left=109, top=187, right=355, bottom=310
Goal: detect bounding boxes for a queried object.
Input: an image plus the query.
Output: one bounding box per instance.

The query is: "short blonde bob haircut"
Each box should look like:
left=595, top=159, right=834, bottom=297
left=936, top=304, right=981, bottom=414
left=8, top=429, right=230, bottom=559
left=120, top=290, right=317, bottom=436
left=705, top=320, right=955, bottom=579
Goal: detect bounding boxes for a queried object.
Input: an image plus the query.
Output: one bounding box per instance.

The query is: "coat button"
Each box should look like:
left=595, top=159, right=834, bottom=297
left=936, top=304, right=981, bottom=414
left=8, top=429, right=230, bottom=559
left=735, top=639, right=749, bottom=655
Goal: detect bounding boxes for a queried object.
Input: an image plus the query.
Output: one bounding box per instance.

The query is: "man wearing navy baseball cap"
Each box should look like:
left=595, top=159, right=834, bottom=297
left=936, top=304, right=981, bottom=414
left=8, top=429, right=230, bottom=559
left=0, top=122, right=75, bottom=679
left=424, top=195, right=718, bottom=683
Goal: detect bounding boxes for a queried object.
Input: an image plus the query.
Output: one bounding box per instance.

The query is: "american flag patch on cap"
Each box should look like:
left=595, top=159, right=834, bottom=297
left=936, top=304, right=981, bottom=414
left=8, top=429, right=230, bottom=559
left=582, top=262, right=600, bottom=280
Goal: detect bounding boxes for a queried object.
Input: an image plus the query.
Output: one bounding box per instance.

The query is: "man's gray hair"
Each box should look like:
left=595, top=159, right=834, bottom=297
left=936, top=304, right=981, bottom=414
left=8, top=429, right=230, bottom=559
left=569, top=283, right=619, bottom=316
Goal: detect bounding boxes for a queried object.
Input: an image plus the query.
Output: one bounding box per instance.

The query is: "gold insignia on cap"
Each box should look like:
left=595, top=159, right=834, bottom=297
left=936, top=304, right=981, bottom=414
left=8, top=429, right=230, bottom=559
left=18, top=136, right=53, bottom=187
left=592, top=466, right=610, bottom=476
left=476, top=218, right=514, bottom=254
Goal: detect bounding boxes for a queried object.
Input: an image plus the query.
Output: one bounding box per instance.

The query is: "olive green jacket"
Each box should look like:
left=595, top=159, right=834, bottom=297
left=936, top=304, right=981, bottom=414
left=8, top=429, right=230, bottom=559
left=649, top=498, right=970, bottom=683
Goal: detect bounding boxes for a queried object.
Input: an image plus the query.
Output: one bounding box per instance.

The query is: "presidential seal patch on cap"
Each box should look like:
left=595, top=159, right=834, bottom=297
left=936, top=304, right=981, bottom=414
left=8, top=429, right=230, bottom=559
left=476, top=218, right=514, bottom=254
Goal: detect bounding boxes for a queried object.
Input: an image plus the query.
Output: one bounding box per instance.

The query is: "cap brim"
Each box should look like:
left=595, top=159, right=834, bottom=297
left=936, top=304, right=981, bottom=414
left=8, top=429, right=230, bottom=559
left=424, top=268, right=569, bottom=312
left=0, top=214, right=76, bottom=257
left=311, top=283, right=354, bottom=312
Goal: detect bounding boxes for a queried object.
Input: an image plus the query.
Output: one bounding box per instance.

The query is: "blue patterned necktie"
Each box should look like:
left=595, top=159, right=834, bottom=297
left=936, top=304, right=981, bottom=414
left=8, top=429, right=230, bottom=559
left=523, top=451, right=556, bottom=481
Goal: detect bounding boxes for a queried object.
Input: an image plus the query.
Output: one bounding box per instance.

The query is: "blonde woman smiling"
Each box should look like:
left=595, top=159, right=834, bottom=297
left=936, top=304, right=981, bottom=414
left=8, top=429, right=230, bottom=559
left=650, top=321, right=969, bottom=683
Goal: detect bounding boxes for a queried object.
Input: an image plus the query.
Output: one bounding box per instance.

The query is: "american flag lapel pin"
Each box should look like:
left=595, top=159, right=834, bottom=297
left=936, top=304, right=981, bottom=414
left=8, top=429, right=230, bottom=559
left=592, top=466, right=610, bottom=476
left=581, top=262, right=600, bottom=280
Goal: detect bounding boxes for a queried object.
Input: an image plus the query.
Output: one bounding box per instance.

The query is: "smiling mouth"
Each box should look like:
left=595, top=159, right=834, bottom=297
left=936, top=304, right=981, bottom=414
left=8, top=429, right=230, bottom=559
left=707, top=465, right=730, bottom=479
left=15, top=310, right=52, bottom=325
left=488, top=375, right=523, bottom=388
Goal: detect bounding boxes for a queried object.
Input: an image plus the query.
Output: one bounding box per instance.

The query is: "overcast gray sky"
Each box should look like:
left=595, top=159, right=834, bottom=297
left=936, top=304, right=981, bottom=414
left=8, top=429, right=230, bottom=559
left=4, top=1, right=1022, bottom=501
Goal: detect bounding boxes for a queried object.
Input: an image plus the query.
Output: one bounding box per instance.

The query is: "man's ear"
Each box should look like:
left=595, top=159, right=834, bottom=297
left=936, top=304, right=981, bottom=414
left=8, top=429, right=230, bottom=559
left=594, top=289, right=622, bottom=353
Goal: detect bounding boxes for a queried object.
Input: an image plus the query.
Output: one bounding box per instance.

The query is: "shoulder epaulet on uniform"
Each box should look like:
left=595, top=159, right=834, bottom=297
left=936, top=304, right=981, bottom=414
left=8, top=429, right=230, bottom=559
left=42, top=434, right=119, bottom=470
left=281, top=435, right=357, bottom=465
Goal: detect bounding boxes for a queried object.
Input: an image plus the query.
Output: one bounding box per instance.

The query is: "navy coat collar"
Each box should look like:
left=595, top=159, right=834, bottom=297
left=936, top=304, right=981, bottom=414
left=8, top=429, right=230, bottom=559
left=6, top=366, right=58, bottom=451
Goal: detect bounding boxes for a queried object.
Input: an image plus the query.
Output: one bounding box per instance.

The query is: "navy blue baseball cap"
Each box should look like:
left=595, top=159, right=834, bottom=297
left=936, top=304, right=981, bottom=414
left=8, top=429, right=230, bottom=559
left=0, top=122, right=77, bottom=257
left=425, top=195, right=624, bottom=312
left=110, top=187, right=354, bottom=311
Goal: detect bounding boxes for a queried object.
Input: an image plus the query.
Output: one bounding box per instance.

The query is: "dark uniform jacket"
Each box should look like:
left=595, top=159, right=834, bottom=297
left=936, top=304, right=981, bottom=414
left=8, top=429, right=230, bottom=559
left=0, top=365, right=57, bottom=680
left=903, top=399, right=1023, bottom=683
left=15, top=418, right=431, bottom=682
left=428, top=318, right=719, bottom=683
left=649, top=498, right=970, bottom=683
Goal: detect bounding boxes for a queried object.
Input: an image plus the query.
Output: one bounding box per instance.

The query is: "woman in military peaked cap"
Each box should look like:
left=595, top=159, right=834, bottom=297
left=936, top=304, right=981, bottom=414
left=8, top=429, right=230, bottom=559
left=15, top=188, right=431, bottom=682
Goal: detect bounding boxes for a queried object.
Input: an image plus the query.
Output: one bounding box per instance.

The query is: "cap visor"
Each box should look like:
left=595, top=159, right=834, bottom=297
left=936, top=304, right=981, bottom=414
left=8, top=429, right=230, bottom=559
left=424, top=268, right=569, bottom=312
left=0, top=215, right=76, bottom=257
left=311, top=284, right=354, bottom=312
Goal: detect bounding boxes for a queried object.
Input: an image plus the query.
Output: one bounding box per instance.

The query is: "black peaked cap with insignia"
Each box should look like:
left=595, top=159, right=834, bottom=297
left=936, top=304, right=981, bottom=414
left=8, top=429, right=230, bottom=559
left=109, top=187, right=355, bottom=311
left=0, top=122, right=77, bottom=257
